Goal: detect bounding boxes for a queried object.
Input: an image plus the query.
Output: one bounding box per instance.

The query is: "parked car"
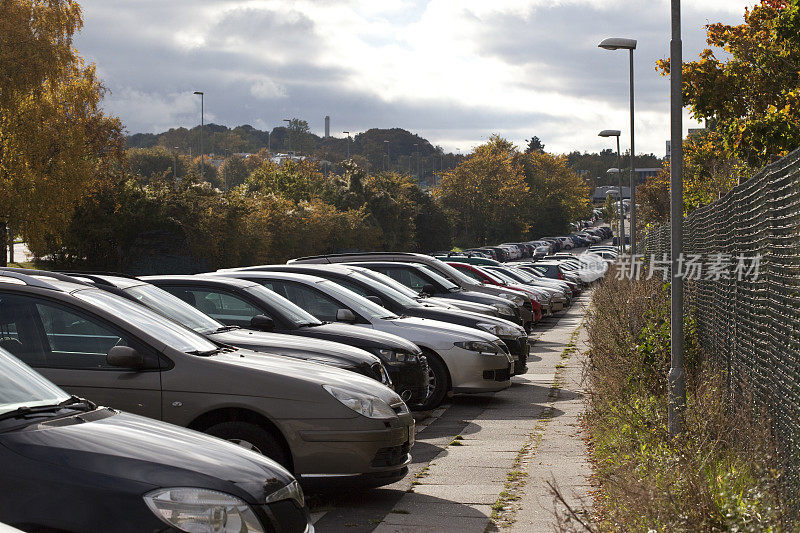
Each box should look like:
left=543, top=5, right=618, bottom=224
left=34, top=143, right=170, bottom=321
left=290, top=252, right=532, bottom=317
left=0, top=270, right=415, bottom=487
left=213, top=270, right=516, bottom=410
left=0, top=347, right=313, bottom=532
left=346, top=261, right=532, bottom=330
left=224, top=264, right=530, bottom=375
left=7, top=268, right=392, bottom=387
left=144, top=275, right=431, bottom=408
left=445, top=262, right=547, bottom=320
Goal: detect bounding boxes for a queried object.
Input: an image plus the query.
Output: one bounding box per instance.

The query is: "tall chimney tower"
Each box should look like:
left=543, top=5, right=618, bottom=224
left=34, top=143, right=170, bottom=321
left=324, top=116, right=330, bottom=138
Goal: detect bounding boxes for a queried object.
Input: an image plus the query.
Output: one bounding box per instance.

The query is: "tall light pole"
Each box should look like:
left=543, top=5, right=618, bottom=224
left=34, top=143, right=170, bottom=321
left=599, top=37, right=638, bottom=254
left=193, top=91, right=204, bottom=180
left=599, top=130, right=625, bottom=253
left=343, top=131, right=351, bottom=159
left=668, top=0, right=685, bottom=437
left=267, top=130, right=271, bottom=153
left=384, top=140, right=390, bottom=171
left=416, top=144, right=421, bottom=182
left=283, top=118, right=291, bottom=154
left=173, top=146, right=179, bottom=181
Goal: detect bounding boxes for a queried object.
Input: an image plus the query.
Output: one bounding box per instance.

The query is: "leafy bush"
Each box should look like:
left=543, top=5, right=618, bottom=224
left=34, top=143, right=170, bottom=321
left=583, top=272, right=796, bottom=531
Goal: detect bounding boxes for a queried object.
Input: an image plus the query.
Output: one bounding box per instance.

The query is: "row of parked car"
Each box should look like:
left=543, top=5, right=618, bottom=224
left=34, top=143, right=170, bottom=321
left=0, top=247, right=613, bottom=532
left=449, top=226, right=615, bottom=262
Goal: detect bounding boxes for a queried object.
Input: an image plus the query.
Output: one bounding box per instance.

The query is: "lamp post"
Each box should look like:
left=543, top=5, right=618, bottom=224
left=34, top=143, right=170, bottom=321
left=599, top=37, right=638, bottom=254
left=267, top=130, right=271, bottom=153
left=283, top=118, right=291, bottom=154
left=599, top=130, right=625, bottom=253
left=384, top=140, right=390, bottom=171
left=193, top=91, right=204, bottom=180
left=173, top=147, right=179, bottom=181
left=668, top=0, right=685, bottom=437
left=343, top=131, right=351, bottom=160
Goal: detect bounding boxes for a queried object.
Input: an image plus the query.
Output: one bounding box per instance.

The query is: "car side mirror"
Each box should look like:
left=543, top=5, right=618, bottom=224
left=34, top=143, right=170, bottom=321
left=250, top=314, right=274, bottom=332
left=421, top=283, right=437, bottom=296
left=107, top=346, right=144, bottom=370
left=336, top=308, right=356, bottom=323
left=366, top=295, right=384, bottom=307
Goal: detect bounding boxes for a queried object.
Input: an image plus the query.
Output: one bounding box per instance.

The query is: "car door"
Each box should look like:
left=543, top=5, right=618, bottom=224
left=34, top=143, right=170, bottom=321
left=0, top=291, right=162, bottom=418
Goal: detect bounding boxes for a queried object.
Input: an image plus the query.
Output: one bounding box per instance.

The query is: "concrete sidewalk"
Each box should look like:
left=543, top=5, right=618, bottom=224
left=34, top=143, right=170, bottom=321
left=373, top=296, right=594, bottom=533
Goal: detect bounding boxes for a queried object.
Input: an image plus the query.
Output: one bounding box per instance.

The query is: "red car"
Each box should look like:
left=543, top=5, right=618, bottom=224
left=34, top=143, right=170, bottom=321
left=447, top=262, right=544, bottom=323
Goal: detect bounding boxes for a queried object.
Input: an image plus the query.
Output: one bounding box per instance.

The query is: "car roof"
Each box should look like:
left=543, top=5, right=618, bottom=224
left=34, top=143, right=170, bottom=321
left=289, top=251, right=427, bottom=264
left=142, top=274, right=261, bottom=289
left=214, top=271, right=329, bottom=285
left=232, top=264, right=355, bottom=276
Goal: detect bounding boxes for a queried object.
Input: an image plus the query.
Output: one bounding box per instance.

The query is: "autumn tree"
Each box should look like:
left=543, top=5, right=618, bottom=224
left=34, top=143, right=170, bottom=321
left=659, top=0, right=800, bottom=169
left=433, top=136, right=531, bottom=246
left=0, top=0, right=123, bottom=261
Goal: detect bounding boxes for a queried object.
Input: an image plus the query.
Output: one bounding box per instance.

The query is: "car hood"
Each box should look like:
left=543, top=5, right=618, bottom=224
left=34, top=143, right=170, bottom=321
left=210, top=349, right=401, bottom=406
left=0, top=410, right=293, bottom=502
left=293, top=322, right=422, bottom=354
left=425, top=297, right=499, bottom=316
left=210, top=328, right=381, bottom=367
left=406, top=307, right=525, bottom=337
left=379, top=316, right=501, bottom=344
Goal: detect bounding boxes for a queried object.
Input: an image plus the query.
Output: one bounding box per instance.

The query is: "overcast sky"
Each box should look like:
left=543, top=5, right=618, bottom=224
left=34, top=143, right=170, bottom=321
left=75, top=0, right=753, bottom=156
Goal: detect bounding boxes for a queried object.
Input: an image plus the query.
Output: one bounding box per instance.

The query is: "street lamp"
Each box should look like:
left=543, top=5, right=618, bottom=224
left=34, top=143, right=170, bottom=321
left=283, top=118, right=291, bottom=154
left=173, top=147, right=179, bottom=181
left=193, top=91, right=204, bottom=180
left=668, top=0, right=685, bottom=436
left=343, top=131, right=351, bottom=160
left=599, top=37, right=637, bottom=254
left=384, top=140, right=390, bottom=171
left=599, top=130, right=625, bottom=253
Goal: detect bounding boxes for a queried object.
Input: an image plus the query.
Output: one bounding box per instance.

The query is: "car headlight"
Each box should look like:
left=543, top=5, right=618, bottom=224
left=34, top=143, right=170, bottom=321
left=492, top=304, right=515, bottom=316
left=476, top=322, right=523, bottom=337
left=144, top=488, right=264, bottom=533
left=376, top=349, right=419, bottom=364
left=499, top=293, right=526, bottom=307
left=265, top=480, right=305, bottom=508
left=454, top=340, right=501, bottom=354
left=323, top=384, right=398, bottom=419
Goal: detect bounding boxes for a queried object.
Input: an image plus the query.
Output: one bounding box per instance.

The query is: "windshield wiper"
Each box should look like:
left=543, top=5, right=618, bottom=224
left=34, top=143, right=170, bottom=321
left=214, top=325, right=240, bottom=333
left=0, top=396, right=95, bottom=423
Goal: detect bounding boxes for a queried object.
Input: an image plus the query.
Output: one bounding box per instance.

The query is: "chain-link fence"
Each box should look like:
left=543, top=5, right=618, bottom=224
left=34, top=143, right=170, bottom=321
left=642, top=148, right=800, bottom=489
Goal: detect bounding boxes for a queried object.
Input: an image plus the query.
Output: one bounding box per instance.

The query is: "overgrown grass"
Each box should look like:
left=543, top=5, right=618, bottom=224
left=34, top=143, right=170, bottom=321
left=581, top=271, right=797, bottom=531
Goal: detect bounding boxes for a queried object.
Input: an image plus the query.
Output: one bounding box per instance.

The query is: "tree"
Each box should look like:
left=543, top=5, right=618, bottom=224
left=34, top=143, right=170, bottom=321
left=0, top=1, right=123, bottom=259
left=433, top=136, right=531, bottom=246
left=521, top=151, right=591, bottom=236
left=285, top=118, right=311, bottom=154
left=658, top=0, right=800, bottom=168
left=525, top=136, right=545, bottom=153
left=219, top=154, right=249, bottom=189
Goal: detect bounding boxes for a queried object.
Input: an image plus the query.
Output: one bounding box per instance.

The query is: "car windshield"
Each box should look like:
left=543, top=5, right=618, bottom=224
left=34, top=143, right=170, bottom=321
left=244, top=284, right=322, bottom=327
left=415, top=264, right=463, bottom=290
left=346, top=271, right=421, bottom=308
left=355, top=268, right=424, bottom=300
left=0, top=348, right=70, bottom=415
left=73, top=289, right=219, bottom=354
left=484, top=268, right=521, bottom=285
left=124, top=283, right=223, bottom=335
left=317, top=280, right=400, bottom=320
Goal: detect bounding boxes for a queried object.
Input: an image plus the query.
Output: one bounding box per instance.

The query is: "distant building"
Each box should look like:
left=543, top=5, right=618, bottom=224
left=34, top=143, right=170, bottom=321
left=270, top=152, right=306, bottom=165
left=593, top=186, right=630, bottom=204
left=324, top=116, right=330, bottom=138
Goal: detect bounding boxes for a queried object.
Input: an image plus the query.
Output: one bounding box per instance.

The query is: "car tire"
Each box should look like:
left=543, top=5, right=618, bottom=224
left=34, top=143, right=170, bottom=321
left=206, top=421, right=291, bottom=469
left=419, top=352, right=449, bottom=411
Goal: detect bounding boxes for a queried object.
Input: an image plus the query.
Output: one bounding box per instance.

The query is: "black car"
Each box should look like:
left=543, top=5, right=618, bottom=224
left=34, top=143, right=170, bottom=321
left=346, top=261, right=533, bottom=331
left=226, top=264, right=530, bottom=374
left=40, top=270, right=392, bottom=386
left=145, top=275, right=431, bottom=406
left=0, top=347, right=311, bottom=533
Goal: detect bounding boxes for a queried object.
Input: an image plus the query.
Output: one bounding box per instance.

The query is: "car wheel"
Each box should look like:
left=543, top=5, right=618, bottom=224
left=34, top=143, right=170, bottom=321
left=418, top=353, right=449, bottom=411
left=206, top=421, right=291, bottom=469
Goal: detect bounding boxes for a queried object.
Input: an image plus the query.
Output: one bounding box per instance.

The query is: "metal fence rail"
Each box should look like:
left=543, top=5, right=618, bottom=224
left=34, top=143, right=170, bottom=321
left=643, top=148, right=800, bottom=488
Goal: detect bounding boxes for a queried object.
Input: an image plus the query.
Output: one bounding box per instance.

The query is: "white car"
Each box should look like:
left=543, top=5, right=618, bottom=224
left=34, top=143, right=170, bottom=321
left=216, top=271, right=516, bottom=410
